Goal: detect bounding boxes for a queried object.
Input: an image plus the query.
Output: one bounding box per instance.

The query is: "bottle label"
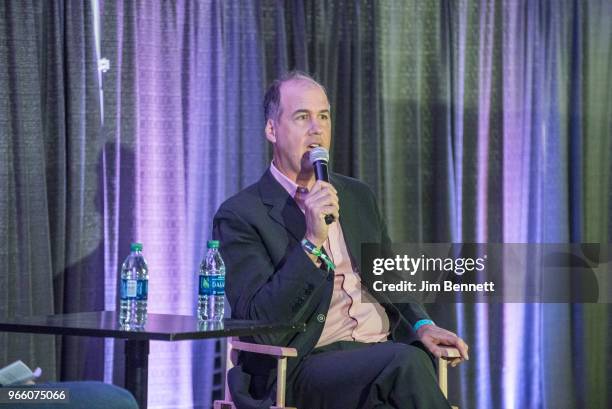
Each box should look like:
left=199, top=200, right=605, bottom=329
left=121, top=278, right=148, bottom=300
left=136, top=279, right=148, bottom=300
left=199, top=275, right=225, bottom=296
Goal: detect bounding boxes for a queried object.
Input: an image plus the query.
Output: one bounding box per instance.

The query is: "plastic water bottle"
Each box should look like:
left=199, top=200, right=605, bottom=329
left=198, top=240, right=225, bottom=321
left=119, top=242, right=149, bottom=328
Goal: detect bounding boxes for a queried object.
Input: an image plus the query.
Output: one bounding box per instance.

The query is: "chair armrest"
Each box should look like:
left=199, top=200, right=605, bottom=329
left=439, top=346, right=461, bottom=359
left=437, top=345, right=461, bottom=403
left=230, top=340, right=298, bottom=358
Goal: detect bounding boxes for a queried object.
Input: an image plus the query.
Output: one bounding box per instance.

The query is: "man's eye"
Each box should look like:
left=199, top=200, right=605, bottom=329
left=320, top=114, right=330, bottom=120
left=296, top=114, right=308, bottom=120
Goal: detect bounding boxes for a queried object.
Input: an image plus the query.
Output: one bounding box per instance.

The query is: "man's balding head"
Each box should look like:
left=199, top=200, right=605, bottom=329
left=263, top=71, right=328, bottom=123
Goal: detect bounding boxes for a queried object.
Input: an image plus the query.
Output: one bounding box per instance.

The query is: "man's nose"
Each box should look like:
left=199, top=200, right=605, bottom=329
left=309, top=119, right=323, bottom=134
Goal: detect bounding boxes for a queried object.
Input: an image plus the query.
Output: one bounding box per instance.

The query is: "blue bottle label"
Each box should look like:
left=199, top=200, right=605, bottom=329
left=121, top=278, right=148, bottom=300
left=136, top=279, right=148, bottom=300
left=199, top=275, right=225, bottom=296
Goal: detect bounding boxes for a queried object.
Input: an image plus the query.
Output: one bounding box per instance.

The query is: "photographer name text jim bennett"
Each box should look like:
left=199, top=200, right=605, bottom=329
left=372, top=280, right=496, bottom=293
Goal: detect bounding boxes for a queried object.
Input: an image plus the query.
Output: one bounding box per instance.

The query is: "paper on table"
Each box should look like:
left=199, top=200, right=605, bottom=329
left=0, top=360, right=42, bottom=386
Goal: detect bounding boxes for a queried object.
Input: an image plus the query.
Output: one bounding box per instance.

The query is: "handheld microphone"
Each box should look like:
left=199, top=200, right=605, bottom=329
left=309, top=147, right=335, bottom=225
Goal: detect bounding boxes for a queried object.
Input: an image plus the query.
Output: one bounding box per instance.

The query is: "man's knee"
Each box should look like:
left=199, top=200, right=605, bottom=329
left=367, top=343, right=448, bottom=408
left=391, top=344, right=436, bottom=376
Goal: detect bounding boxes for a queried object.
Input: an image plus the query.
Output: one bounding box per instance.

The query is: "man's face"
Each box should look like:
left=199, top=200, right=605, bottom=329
left=265, top=79, right=331, bottom=180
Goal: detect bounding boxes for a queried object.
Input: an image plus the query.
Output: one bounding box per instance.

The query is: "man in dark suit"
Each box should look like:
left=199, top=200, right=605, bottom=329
left=213, top=71, right=468, bottom=409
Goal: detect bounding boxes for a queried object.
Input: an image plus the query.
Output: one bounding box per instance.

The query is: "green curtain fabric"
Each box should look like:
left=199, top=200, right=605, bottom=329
left=0, top=0, right=103, bottom=381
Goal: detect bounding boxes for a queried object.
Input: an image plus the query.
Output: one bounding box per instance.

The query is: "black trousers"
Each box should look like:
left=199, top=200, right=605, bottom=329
left=291, top=341, right=452, bottom=409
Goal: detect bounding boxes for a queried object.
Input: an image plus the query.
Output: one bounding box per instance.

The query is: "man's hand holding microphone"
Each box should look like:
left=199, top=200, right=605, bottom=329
left=298, top=147, right=339, bottom=266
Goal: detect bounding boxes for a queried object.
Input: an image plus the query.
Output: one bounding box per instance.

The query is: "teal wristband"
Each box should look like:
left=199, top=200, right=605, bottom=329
left=413, top=319, right=434, bottom=332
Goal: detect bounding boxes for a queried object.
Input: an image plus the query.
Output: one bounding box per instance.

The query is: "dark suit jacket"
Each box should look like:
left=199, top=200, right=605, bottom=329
left=213, top=169, right=431, bottom=408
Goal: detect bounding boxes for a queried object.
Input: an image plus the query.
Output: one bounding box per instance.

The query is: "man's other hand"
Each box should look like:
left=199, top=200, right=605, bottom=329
left=417, top=324, right=469, bottom=367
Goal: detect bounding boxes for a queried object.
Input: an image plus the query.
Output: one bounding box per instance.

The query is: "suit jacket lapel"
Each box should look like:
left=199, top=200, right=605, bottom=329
left=259, top=169, right=306, bottom=242
left=258, top=170, right=362, bottom=264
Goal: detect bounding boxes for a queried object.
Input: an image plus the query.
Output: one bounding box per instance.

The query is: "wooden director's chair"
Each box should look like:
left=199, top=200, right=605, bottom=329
left=213, top=338, right=461, bottom=409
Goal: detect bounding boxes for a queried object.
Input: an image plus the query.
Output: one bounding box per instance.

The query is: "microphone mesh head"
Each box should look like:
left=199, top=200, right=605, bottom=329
left=309, top=147, right=329, bottom=164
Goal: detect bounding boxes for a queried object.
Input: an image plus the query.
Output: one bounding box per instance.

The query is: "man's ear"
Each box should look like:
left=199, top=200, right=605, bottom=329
left=265, top=119, right=276, bottom=143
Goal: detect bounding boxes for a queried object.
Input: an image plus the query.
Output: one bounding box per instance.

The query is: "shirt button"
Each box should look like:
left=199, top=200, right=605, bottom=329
left=316, top=313, right=326, bottom=323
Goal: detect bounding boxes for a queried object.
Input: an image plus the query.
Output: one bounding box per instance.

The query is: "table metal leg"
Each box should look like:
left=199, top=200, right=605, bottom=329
left=125, top=339, right=150, bottom=409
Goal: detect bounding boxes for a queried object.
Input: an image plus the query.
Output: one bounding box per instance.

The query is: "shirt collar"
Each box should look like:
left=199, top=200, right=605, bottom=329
left=269, top=161, right=301, bottom=197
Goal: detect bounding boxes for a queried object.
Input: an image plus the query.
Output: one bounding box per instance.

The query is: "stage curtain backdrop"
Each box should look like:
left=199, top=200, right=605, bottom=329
left=1, top=1, right=611, bottom=408
left=1, top=0, right=103, bottom=382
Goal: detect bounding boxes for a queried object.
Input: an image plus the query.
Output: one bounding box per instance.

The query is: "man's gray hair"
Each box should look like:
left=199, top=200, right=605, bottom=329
left=263, top=70, right=328, bottom=123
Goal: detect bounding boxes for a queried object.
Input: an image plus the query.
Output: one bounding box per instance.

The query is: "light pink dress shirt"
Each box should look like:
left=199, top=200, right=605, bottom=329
left=270, top=163, right=390, bottom=347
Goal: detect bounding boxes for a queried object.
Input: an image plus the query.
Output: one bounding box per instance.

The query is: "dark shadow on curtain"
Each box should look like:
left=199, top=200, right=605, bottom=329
left=107, top=143, right=138, bottom=388
left=52, top=143, right=136, bottom=383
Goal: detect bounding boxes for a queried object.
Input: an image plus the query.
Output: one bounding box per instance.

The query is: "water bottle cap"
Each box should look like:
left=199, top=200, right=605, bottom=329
left=130, top=242, right=143, bottom=251
left=207, top=240, right=219, bottom=249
